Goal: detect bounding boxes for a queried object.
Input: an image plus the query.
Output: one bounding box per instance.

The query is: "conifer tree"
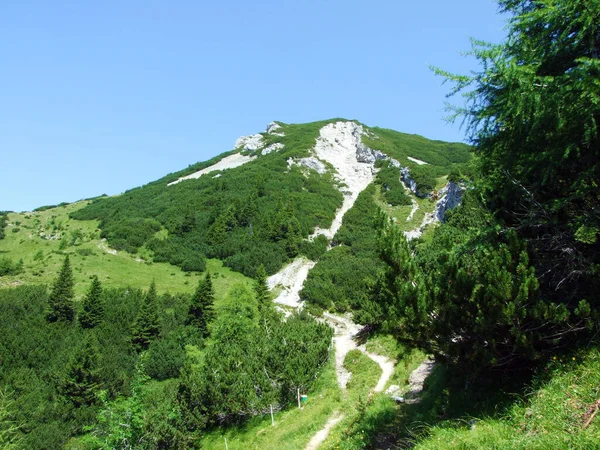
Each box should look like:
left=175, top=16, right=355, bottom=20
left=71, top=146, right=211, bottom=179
left=253, top=265, right=271, bottom=315
left=47, top=255, right=75, bottom=322
left=79, top=275, right=104, bottom=329
left=430, top=0, right=600, bottom=363
left=132, top=281, right=160, bottom=351
left=62, top=337, right=101, bottom=407
left=187, top=273, right=215, bottom=337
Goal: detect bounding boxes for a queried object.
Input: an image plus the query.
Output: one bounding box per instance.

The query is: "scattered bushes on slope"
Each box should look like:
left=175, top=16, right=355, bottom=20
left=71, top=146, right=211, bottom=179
left=178, top=285, right=333, bottom=429
left=301, top=185, right=383, bottom=313
left=0, top=212, right=8, bottom=240
left=0, top=257, right=23, bottom=276
left=374, top=162, right=412, bottom=206
left=363, top=127, right=472, bottom=194
left=71, top=122, right=344, bottom=277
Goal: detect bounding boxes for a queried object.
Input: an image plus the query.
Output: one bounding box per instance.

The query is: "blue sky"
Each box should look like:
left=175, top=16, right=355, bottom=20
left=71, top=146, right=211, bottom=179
left=1, top=1, right=507, bottom=212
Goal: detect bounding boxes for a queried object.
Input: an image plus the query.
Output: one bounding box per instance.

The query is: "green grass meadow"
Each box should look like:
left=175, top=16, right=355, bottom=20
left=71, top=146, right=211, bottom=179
left=0, top=202, right=251, bottom=300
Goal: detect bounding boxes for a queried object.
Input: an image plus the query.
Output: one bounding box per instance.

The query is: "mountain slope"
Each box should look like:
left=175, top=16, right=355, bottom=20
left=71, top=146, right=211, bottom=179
left=69, top=119, right=471, bottom=279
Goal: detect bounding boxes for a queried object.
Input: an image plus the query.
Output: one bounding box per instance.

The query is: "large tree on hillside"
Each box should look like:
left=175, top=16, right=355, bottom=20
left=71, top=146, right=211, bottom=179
left=79, top=275, right=104, bottom=329
left=62, top=338, right=101, bottom=407
left=132, top=281, right=161, bottom=351
left=434, top=0, right=599, bottom=344
left=187, top=272, right=215, bottom=337
left=253, top=265, right=272, bottom=316
left=47, top=255, right=75, bottom=322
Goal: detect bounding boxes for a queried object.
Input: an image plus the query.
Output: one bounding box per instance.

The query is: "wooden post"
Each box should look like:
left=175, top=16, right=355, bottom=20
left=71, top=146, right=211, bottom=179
left=297, top=388, right=301, bottom=409
left=224, top=437, right=228, bottom=450
left=270, top=404, right=275, bottom=426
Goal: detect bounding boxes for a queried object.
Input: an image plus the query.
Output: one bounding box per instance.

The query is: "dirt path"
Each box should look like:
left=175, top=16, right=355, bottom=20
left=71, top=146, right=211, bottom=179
left=322, top=312, right=395, bottom=393
left=404, top=358, right=435, bottom=404
left=305, top=411, right=345, bottom=450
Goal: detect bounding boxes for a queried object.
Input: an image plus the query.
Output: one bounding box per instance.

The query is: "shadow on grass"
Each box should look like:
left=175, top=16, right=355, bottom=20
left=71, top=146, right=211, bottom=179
left=326, top=362, right=533, bottom=450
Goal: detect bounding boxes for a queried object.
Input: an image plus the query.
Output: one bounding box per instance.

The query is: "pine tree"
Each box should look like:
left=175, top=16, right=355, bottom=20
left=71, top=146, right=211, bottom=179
left=132, top=281, right=160, bottom=351
left=79, top=275, right=104, bottom=329
left=62, top=337, right=101, bottom=407
left=47, top=255, right=75, bottom=322
left=187, top=273, right=215, bottom=337
left=253, top=265, right=271, bottom=315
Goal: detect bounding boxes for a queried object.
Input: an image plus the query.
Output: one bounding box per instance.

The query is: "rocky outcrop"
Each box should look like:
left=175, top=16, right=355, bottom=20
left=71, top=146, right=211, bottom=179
left=435, top=181, right=465, bottom=222
left=356, top=141, right=386, bottom=164
left=262, top=142, right=284, bottom=155
left=288, top=156, right=327, bottom=175
left=400, top=166, right=420, bottom=196
left=266, top=121, right=284, bottom=136
left=234, top=134, right=264, bottom=152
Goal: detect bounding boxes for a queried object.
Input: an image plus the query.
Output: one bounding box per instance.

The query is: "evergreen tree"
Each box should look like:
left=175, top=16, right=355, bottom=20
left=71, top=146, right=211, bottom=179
left=132, top=281, right=160, bottom=351
left=47, top=255, right=75, bottom=322
left=253, top=265, right=271, bottom=315
left=62, top=338, right=101, bottom=408
left=187, top=273, right=215, bottom=337
left=431, top=0, right=600, bottom=359
left=79, top=275, right=104, bottom=329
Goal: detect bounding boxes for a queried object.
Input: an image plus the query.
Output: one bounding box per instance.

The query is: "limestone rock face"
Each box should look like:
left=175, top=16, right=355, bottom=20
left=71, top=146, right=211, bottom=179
left=266, top=121, right=284, bottom=136
left=400, top=166, right=419, bottom=195
left=262, top=142, right=285, bottom=155
left=234, top=133, right=264, bottom=152
left=435, top=181, right=465, bottom=222
left=290, top=156, right=327, bottom=175
left=355, top=139, right=386, bottom=163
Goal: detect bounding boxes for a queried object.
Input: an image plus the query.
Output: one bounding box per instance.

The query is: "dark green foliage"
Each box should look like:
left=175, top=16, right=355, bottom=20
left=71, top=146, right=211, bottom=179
left=423, top=0, right=600, bottom=367
left=132, top=282, right=161, bottom=351
left=148, top=235, right=207, bottom=273
left=0, top=213, right=7, bottom=240
left=187, top=273, right=215, bottom=337
left=373, top=191, right=598, bottom=371
left=375, top=162, right=412, bottom=206
left=364, top=128, right=472, bottom=168
left=254, top=265, right=271, bottom=315
left=0, top=257, right=23, bottom=277
left=71, top=121, right=345, bottom=278
left=300, top=234, right=329, bottom=260
left=101, top=217, right=161, bottom=254
left=79, top=275, right=104, bottom=329
left=409, top=164, right=436, bottom=195
left=302, top=185, right=383, bottom=312
left=92, top=372, right=192, bottom=450
left=0, top=285, right=140, bottom=448
left=269, top=311, right=333, bottom=403
left=178, top=285, right=333, bottom=428
left=32, top=202, right=70, bottom=212
left=47, top=255, right=75, bottom=322
left=144, top=336, right=186, bottom=380
left=75, top=247, right=95, bottom=257
left=62, top=337, right=101, bottom=408
left=363, top=126, right=472, bottom=193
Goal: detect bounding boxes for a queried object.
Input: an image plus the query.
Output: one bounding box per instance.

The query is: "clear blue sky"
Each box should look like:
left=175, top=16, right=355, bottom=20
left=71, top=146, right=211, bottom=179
left=1, top=1, right=507, bottom=212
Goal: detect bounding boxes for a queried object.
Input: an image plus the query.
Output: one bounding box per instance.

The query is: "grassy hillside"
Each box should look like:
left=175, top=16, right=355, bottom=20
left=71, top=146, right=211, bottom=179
left=0, top=202, right=250, bottom=298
